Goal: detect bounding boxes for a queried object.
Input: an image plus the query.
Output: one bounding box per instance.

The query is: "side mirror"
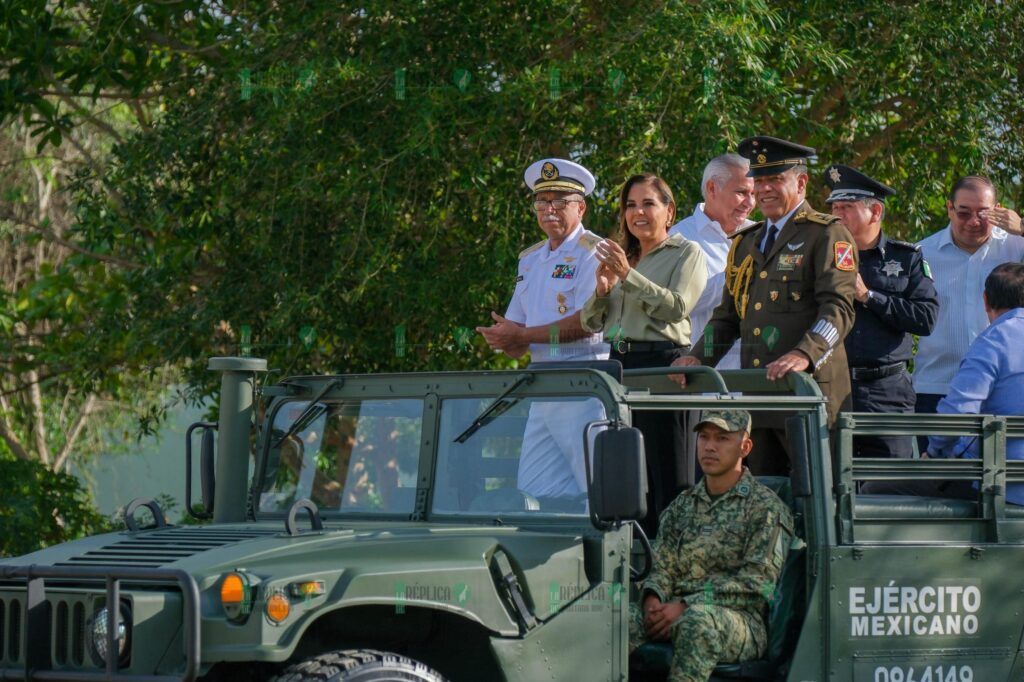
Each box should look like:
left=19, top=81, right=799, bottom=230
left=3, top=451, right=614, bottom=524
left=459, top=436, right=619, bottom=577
left=586, top=424, right=648, bottom=527
left=186, top=421, right=218, bottom=519
left=200, top=427, right=217, bottom=514
left=786, top=415, right=812, bottom=498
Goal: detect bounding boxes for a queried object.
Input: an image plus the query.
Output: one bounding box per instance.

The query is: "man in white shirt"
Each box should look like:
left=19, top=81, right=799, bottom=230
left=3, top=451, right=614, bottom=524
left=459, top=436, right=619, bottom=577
left=669, top=153, right=756, bottom=369
left=478, top=158, right=608, bottom=362
left=477, top=158, right=609, bottom=504
left=913, top=176, right=1024, bottom=420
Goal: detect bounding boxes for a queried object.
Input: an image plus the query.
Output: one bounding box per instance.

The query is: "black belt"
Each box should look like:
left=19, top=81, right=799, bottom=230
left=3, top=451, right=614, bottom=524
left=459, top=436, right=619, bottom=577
left=610, top=339, right=682, bottom=354
left=850, top=362, right=906, bottom=381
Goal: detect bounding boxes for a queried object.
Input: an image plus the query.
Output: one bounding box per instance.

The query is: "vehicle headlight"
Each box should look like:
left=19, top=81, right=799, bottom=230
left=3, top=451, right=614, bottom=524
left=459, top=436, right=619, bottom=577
left=89, top=605, right=131, bottom=666
left=220, top=571, right=255, bottom=622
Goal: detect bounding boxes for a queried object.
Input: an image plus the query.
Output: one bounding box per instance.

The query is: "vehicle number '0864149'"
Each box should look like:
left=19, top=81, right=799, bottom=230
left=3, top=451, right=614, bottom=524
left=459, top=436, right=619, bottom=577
left=872, top=666, right=972, bottom=682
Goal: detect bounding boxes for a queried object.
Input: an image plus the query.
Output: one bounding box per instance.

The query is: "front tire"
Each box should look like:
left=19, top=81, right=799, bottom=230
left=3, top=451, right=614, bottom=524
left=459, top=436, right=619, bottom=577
left=270, top=649, right=447, bottom=682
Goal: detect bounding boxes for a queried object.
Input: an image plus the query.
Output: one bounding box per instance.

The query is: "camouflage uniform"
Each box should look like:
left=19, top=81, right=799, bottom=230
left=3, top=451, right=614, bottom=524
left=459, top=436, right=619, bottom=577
left=630, top=468, right=794, bottom=682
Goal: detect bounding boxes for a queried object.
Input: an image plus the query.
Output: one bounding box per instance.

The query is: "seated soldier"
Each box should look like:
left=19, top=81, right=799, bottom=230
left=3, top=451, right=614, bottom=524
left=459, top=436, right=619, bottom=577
left=631, top=409, right=794, bottom=682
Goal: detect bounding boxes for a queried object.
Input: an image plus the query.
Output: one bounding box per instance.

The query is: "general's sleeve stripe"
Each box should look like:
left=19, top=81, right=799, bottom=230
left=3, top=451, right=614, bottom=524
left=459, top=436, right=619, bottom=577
left=812, top=319, right=839, bottom=347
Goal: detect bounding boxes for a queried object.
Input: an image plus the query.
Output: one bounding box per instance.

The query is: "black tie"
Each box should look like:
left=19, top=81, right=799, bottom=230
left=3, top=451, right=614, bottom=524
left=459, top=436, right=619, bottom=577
left=763, top=224, right=779, bottom=255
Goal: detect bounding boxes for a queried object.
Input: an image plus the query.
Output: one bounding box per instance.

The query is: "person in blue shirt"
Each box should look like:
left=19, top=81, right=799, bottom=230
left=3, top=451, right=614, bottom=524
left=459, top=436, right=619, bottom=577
left=865, top=263, right=1024, bottom=502
left=824, top=165, right=938, bottom=458
left=925, top=262, right=1024, bottom=504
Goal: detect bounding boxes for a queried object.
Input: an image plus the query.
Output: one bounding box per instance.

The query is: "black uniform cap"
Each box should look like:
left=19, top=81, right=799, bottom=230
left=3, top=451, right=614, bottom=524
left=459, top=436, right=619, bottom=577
left=824, top=164, right=896, bottom=203
left=737, top=136, right=816, bottom=177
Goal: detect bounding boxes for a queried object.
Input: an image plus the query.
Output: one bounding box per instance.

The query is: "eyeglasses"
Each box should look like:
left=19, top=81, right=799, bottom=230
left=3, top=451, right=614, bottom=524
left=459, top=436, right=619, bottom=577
left=953, top=208, right=993, bottom=222
left=533, top=198, right=582, bottom=211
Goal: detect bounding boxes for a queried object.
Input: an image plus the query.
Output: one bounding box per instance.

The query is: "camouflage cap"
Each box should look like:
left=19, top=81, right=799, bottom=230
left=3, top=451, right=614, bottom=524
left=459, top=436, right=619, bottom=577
left=693, top=409, right=752, bottom=433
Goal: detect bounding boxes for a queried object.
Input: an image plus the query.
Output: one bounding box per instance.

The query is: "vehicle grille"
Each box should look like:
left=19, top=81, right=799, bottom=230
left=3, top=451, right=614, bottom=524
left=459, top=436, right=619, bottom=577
left=0, top=592, right=96, bottom=669
left=57, top=526, right=279, bottom=568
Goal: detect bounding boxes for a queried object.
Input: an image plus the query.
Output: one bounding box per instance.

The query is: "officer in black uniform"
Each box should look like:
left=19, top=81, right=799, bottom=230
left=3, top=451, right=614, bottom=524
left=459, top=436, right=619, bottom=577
left=824, top=164, right=939, bottom=458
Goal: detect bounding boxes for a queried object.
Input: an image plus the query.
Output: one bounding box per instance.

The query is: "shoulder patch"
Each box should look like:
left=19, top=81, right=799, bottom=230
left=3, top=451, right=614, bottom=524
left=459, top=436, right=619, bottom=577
left=887, top=238, right=920, bottom=251
left=578, top=233, right=602, bottom=250
left=518, top=239, right=546, bottom=259
left=805, top=211, right=839, bottom=225
left=834, top=240, right=856, bottom=271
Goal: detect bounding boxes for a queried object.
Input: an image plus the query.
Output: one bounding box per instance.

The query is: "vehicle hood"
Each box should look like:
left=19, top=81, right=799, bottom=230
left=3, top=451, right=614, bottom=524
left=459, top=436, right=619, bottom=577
left=0, top=521, right=593, bottom=636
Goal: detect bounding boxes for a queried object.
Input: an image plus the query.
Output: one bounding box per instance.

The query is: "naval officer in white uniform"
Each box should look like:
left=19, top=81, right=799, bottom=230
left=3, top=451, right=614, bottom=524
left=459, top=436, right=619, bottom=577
left=477, top=158, right=609, bottom=507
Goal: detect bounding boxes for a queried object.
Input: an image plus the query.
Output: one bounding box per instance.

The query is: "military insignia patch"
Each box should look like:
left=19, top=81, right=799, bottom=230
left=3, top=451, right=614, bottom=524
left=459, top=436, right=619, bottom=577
left=556, top=292, right=568, bottom=314
left=777, top=254, right=804, bottom=271
left=541, top=161, right=558, bottom=180
left=515, top=275, right=524, bottom=283
left=757, top=153, right=767, bottom=164
left=763, top=325, right=780, bottom=351
left=881, top=259, right=904, bottom=277
left=551, top=264, right=576, bottom=279
left=829, top=166, right=842, bottom=183
left=792, top=291, right=801, bottom=301
left=921, top=259, right=933, bottom=279
left=834, top=241, right=856, bottom=271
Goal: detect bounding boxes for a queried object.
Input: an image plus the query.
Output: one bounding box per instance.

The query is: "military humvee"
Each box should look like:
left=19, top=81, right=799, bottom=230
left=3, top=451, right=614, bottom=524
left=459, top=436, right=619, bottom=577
left=1, top=356, right=1022, bottom=681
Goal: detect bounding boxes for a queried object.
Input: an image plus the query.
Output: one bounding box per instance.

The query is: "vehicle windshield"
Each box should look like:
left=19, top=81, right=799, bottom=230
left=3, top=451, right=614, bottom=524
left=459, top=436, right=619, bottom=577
left=433, top=395, right=606, bottom=517
left=257, top=398, right=423, bottom=515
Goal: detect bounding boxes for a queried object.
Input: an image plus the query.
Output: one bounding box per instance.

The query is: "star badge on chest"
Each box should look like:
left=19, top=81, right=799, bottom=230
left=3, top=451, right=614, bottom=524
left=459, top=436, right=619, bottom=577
left=881, top=259, right=904, bottom=277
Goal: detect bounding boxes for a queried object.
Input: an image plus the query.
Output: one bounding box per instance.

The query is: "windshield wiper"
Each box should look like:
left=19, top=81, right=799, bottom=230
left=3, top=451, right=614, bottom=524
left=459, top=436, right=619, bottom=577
left=272, top=379, right=342, bottom=448
left=453, top=374, right=533, bottom=444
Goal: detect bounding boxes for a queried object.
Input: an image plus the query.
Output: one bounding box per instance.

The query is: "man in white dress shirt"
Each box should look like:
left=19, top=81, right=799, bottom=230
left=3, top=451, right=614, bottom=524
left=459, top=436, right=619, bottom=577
left=669, top=154, right=756, bottom=369
left=477, top=158, right=609, bottom=505
left=913, top=176, right=1024, bottom=422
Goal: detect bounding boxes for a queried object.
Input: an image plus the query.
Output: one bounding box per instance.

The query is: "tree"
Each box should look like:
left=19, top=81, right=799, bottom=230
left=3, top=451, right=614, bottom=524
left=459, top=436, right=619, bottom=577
left=0, top=455, right=108, bottom=557
left=46, top=0, right=1022, bottom=397
left=0, top=0, right=1020, bottom=551
left=0, top=1, right=234, bottom=547
left=0, top=1, right=236, bottom=472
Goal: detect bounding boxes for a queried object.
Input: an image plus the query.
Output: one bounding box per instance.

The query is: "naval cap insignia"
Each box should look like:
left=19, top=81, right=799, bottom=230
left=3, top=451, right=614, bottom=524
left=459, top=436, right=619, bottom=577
left=541, top=162, right=558, bottom=180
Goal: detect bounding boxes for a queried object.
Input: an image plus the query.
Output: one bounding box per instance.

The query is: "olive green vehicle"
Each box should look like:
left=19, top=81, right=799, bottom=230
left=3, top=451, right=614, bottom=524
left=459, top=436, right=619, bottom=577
left=2, top=357, right=1023, bottom=681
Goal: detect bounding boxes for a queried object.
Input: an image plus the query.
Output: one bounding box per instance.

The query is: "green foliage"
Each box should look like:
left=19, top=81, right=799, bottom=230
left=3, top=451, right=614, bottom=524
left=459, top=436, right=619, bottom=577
left=0, top=455, right=109, bottom=557
left=40, top=0, right=1021, bottom=402
left=0, top=0, right=1020, bottom=553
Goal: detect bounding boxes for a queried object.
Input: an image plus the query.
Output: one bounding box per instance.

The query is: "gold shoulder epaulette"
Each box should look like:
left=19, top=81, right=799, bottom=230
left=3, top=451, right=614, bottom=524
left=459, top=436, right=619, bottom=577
left=731, top=222, right=762, bottom=239
left=578, top=233, right=602, bottom=250
left=519, top=239, right=546, bottom=258
left=804, top=211, right=838, bottom=225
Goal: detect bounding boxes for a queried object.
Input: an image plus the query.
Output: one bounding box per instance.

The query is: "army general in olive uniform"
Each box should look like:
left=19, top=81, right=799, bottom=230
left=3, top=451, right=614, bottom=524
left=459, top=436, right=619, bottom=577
left=673, top=136, right=858, bottom=474
left=630, top=410, right=793, bottom=682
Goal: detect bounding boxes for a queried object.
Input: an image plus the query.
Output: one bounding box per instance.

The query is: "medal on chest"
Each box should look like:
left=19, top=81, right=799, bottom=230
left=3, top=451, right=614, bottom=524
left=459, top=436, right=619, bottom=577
left=556, top=293, right=568, bottom=315
left=551, top=264, right=576, bottom=279
left=777, top=253, right=804, bottom=271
